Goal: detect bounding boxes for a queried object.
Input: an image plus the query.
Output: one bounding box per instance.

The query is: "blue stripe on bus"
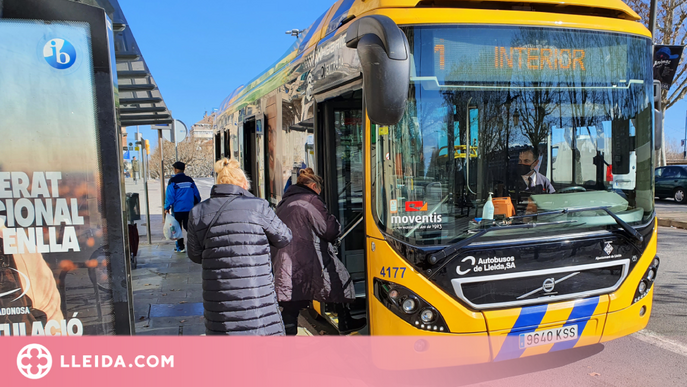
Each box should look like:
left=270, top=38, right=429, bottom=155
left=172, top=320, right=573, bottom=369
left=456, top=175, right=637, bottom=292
left=493, top=304, right=548, bottom=362
left=549, top=296, right=600, bottom=352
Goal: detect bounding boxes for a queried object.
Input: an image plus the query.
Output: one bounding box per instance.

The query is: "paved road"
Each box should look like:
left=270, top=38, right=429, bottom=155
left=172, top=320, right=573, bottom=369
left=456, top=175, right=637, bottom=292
left=646, top=227, right=687, bottom=344
left=655, top=197, right=687, bottom=215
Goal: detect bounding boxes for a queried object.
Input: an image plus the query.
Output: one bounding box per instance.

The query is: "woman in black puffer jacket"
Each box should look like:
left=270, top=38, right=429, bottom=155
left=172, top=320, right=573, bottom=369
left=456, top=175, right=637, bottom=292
left=186, top=158, right=292, bottom=335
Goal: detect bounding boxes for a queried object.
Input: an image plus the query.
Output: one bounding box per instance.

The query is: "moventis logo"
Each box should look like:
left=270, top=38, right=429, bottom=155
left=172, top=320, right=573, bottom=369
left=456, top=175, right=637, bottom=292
left=405, top=201, right=428, bottom=212
left=17, top=344, right=52, bottom=380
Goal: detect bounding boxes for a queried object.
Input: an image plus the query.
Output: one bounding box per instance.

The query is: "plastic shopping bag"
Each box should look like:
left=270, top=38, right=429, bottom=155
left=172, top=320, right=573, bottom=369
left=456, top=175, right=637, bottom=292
left=163, top=213, right=183, bottom=240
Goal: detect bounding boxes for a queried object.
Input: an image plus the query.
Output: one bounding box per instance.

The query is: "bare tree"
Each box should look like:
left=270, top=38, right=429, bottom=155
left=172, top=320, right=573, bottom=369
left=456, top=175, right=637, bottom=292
left=625, top=0, right=687, bottom=110
left=666, top=136, right=687, bottom=159
left=148, top=138, right=214, bottom=179
left=517, top=88, right=557, bottom=150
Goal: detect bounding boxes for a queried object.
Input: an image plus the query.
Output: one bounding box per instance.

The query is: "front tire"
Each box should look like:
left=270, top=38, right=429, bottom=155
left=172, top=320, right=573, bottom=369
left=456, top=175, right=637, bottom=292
left=674, top=188, right=686, bottom=204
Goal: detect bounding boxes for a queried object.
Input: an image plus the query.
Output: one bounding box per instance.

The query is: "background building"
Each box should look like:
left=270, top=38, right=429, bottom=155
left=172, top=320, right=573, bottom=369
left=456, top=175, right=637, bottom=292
left=190, top=111, right=216, bottom=139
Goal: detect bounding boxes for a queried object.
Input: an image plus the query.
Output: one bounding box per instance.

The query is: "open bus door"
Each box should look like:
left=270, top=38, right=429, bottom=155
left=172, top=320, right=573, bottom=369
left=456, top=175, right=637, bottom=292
left=241, top=118, right=257, bottom=196
left=317, top=95, right=368, bottom=330
left=241, top=116, right=267, bottom=199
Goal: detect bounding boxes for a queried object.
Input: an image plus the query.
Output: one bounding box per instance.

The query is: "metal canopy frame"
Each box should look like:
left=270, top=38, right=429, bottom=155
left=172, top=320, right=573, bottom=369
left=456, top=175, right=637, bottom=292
left=69, top=0, right=173, bottom=127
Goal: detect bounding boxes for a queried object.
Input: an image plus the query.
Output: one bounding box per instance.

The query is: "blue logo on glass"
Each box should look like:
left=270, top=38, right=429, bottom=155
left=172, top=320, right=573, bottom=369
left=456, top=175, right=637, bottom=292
left=43, top=39, right=77, bottom=69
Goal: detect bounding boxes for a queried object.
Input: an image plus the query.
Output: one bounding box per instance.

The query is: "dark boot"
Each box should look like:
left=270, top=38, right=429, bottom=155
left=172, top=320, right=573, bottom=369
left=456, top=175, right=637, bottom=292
left=280, top=301, right=305, bottom=336
left=335, top=303, right=366, bottom=334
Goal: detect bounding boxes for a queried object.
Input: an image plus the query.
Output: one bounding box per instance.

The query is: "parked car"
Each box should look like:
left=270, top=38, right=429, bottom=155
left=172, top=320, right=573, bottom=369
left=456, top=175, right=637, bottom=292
left=655, top=165, right=687, bottom=203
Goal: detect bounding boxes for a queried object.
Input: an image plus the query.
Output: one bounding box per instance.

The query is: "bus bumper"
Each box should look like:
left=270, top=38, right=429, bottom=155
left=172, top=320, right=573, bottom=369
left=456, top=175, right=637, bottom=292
left=486, top=295, right=609, bottom=362
left=601, top=286, right=654, bottom=343
left=368, top=288, right=654, bottom=369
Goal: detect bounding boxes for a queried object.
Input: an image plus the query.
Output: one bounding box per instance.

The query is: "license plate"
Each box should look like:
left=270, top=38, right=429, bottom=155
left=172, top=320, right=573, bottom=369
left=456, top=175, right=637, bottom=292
left=519, top=325, right=578, bottom=349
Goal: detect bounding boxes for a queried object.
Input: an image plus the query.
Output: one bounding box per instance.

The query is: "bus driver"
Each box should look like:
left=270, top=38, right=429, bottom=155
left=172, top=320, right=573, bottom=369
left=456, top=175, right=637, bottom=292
left=514, top=146, right=555, bottom=214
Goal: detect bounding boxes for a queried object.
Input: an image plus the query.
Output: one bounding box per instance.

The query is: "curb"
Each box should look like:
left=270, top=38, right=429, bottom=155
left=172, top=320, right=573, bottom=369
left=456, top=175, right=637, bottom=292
left=657, top=218, right=687, bottom=230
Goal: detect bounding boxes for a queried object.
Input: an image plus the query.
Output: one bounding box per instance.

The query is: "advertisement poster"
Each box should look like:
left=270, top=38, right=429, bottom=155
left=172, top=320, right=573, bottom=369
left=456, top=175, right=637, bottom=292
left=0, top=20, right=115, bottom=335
left=654, top=45, right=684, bottom=90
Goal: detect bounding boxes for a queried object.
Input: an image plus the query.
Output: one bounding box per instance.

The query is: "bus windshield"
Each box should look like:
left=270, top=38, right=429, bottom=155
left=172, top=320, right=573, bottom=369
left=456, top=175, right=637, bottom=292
left=372, top=26, right=654, bottom=246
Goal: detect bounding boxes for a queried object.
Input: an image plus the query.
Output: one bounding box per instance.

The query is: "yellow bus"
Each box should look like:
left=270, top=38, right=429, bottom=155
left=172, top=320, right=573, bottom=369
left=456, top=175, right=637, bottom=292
left=214, top=0, right=660, bottom=364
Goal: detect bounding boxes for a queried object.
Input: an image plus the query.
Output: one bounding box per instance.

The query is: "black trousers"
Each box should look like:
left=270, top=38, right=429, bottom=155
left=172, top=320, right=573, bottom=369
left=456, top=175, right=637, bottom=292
left=279, top=300, right=309, bottom=336
left=173, top=211, right=189, bottom=249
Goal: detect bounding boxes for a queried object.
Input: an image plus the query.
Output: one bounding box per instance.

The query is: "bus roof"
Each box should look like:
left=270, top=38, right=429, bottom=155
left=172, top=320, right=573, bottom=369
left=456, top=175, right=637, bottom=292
left=216, top=0, right=643, bottom=119
left=348, top=0, right=640, bottom=21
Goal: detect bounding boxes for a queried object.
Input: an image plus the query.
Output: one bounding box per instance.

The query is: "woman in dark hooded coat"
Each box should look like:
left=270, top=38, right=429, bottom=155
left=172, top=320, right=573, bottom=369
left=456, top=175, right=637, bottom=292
left=272, top=168, right=365, bottom=335
left=186, top=158, right=292, bottom=335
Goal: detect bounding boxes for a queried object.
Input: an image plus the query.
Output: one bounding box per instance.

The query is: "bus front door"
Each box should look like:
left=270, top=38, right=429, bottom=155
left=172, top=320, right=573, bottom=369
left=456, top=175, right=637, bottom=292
left=319, top=98, right=367, bottom=327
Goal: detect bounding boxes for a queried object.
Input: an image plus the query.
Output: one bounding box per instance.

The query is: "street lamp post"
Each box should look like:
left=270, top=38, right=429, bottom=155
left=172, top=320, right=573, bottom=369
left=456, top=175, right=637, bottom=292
left=174, top=119, right=178, bottom=161
left=158, top=128, right=165, bottom=215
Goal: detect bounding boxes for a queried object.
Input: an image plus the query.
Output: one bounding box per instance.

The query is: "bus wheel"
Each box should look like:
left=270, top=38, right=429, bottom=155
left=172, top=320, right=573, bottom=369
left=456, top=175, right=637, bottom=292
left=674, top=188, right=686, bottom=204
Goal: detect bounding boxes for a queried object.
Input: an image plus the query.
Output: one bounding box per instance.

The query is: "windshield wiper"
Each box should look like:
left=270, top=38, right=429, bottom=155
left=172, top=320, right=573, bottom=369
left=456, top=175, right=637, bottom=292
left=508, top=205, right=643, bottom=243
left=427, top=220, right=578, bottom=279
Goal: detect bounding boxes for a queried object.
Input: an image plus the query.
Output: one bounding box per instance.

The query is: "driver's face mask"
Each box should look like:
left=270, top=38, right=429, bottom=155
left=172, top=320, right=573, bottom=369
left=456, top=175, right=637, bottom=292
left=517, top=152, right=538, bottom=176
left=516, top=163, right=533, bottom=176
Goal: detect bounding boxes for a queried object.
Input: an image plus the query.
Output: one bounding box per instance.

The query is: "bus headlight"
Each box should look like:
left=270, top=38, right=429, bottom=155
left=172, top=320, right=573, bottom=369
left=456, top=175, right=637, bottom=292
left=374, top=278, right=449, bottom=332
left=634, top=256, right=660, bottom=304
left=420, top=308, right=436, bottom=323
left=647, top=269, right=655, bottom=281
left=637, top=281, right=647, bottom=294
left=402, top=298, right=418, bottom=314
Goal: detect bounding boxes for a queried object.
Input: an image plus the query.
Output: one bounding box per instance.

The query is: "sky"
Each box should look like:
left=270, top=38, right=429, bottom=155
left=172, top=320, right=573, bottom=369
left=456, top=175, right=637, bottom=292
left=118, top=0, right=328, bottom=147
left=118, top=0, right=687, bottom=151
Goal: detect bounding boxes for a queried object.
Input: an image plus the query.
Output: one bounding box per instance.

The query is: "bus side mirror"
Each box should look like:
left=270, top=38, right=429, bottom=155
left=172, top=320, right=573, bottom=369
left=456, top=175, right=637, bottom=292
left=346, top=15, right=410, bottom=126
left=653, top=80, right=663, bottom=151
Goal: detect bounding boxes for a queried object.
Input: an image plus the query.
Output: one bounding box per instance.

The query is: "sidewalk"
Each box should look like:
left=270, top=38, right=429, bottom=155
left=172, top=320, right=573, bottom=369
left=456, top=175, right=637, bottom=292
left=131, top=244, right=315, bottom=336
left=655, top=200, right=687, bottom=229
left=124, top=176, right=314, bottom=336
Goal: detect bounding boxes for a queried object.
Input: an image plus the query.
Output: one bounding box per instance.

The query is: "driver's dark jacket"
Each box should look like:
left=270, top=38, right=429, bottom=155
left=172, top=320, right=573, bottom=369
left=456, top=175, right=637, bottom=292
left=515, top=171, right=556, bottom=214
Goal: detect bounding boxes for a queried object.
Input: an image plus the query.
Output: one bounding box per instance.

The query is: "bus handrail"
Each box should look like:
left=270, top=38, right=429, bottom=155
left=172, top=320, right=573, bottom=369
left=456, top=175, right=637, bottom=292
left=336, top=212, right=364, bottom=246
